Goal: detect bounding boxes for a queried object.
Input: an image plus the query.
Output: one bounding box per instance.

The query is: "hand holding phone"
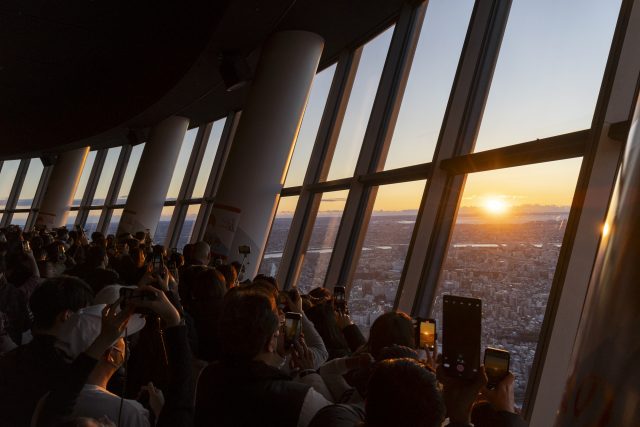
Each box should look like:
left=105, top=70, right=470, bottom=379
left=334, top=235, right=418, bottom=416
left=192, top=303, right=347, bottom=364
left=333, top=286, right=346, bottom=313
left=484, top=347, right=510, bottom=389
left=416, top=318, right=436, bottom=351
left=284, top=312, right=302, bottom=348
left=442, top=295, right=482, bottom=380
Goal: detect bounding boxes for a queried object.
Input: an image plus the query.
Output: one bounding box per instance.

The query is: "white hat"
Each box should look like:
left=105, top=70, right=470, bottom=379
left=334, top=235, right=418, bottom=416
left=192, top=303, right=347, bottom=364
left=55, top=304, right=146, bottom=361
left=94, top=284, right=138, bottom=306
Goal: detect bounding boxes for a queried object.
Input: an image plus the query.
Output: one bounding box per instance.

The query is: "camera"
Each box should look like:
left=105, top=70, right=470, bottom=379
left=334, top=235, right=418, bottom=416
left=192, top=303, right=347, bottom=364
left=119, top=287, right=158, bottom=314
left=238, top=245, right=251, bottom=255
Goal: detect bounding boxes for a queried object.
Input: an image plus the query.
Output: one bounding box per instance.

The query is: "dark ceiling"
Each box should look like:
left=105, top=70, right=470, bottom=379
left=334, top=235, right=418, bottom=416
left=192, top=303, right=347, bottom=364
left=0, top=0, right=405, bottom=160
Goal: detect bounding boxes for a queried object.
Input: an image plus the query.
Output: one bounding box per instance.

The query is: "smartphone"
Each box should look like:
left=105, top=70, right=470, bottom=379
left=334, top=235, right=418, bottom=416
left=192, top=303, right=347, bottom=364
left=442, top=295, right=482, bottom=380
left=150, top=253, right=164, bottom=276
left=416, top=318, right=436, bottom=351
left=119, top=287, right=157, bottom=312
left=284, top=312, right=302, bottom=348
left=333, top=286, right=346, bottom=312
left=238, top=245, right=251, bottom=255
left=484, top=347, right=510, bottom=389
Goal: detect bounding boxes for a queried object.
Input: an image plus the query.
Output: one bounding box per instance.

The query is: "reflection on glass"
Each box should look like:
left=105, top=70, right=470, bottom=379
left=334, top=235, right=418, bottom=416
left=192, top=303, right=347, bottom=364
left=0, top=160, right=20, bottom=210
left=73, top=151, right=97, bottom=206
left=258, top=196, right=300, bottom=277
left=325, top=27, right=394, bottom=181
left=117, top=144, right=145, bottom=204
left=107, top=209, right=124, bottom=236
left=166, top=128, right=198, bottom=201
left=154, top=206, right=175, bottom=244
left=385, top=0, right=473, bottom=169
left=17, top=158, right=44, bottom=209
left=474, top=0, right=621, bottom=152
left=429, top=159, right=582, bottom=407
left=192, top=120, right=226, bottom=198
left=284, top=65, right=337, bottom=187
left=296, top=191, right=349, bottom=293
left=348, top=181, right=426, bottom=336
left=176, top=204, right=201, bottom=250
left=93, top=147, right=122, bottom=206
left=84, top=210, right=102, bottom=235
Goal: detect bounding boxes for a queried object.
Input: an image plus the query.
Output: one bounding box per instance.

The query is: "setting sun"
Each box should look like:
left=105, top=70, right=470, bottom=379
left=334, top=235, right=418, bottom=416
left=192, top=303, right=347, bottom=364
left=484, top=197, right=509, bottom=215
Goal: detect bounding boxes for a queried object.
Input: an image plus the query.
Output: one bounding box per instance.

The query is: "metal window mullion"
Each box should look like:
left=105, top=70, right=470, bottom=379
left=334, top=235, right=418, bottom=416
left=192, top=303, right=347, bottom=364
left=97, top=145, right=132, bottom=234
left=323, top=2, right=427, bottom=292
left=25, top=159, right=52, bottom=231
left=76, top=149, right=107, bottom=228
left=191, top=111, right=241, bottom=243
left=528, top=0, right=640, bottom=424
left=276, top=49, right=362, bottom=290
left=165, top=125, right=211, bottom=248
left=395, top=0, right=512, bottom=315
left=1, top=158, right=30, bottom=227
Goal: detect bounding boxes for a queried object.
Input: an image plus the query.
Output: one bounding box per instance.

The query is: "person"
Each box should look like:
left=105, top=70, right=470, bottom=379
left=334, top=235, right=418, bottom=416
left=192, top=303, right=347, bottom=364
left=190, top=241, right=211, bottom=266
left=195, top=291, right=331, bottom=427
left=67, top=245, right=120, bottom=294
left=188, top=267, right=226, bottom=361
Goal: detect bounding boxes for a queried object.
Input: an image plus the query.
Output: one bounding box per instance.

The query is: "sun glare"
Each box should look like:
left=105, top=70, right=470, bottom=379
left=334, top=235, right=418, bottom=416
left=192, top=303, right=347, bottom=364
left=484, top=197, right=509, bottom=215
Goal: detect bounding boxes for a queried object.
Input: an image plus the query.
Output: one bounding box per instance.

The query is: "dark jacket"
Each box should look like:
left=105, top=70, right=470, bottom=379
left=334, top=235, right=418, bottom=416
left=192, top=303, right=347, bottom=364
left=195, top=359, right=311, bottom=427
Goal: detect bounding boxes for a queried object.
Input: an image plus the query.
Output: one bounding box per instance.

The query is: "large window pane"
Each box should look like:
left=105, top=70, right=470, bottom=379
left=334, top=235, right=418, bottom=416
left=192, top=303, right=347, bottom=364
left=11, top=212, right=28, bottom=227
left=166, top=128, right=198, bottom=201
left=258, top=196, right=300, bottom=277
left=349, top=180, right=426, bottom=336
left=17, top=158, right=44, bottom=209
left=154, top=206, right=175, bottom=244
left=0, top=160, right=20, bottom=210
left=429, top=158, right=582, bottom=407
left=384, top=0, right=473, bottom=170
left=296, top=191, right=349, bottom=293
left=92, top=147, right=122, bottom=206
left=284, top=65, right=337, bottom=187
left=192, top=120, right=226, bottom=198
left=84, top=210, right=102, bottom=235
left=474, top=0, right=621, bottom=152
left=175, top=204, right=201, bottom=251
left=73, top=151, right=97, bottom=207
left=117, top=144, right=145, bottom=204
left=106, top=209, right=124, bottom=236
left=66, top=211, right=78, bottom=229
left=325, top=28, right=394, bottom=181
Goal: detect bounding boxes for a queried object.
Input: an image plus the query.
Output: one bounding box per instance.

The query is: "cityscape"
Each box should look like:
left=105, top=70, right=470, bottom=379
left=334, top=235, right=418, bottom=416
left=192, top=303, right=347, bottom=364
left=260, top=208, right=570, bottom=406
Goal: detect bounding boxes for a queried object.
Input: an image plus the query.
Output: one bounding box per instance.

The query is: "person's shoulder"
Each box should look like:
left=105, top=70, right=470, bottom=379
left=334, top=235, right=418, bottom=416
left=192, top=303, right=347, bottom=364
left=309, top=404, right=365, bottom=427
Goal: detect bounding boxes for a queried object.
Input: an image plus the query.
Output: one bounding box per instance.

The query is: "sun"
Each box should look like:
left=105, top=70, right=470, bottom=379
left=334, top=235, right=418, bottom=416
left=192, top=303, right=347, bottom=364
left=484, top=197, right=509, bottom=215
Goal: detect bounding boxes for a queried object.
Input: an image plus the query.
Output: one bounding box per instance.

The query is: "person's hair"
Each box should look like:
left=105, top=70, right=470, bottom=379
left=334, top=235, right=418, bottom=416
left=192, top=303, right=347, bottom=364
left=365, top=358, right=445, bottom=427
left=30, top=276, right=94, bottom=330
left=305, top=300, right=350, bottom=359
left=91, top=231, right=106, bottom=245
left=86, top=245, right=107, bottom=268
left=217, top=264, right=237, bottom=290
left=134, top=231, right=146, bottom=241
left=193, top=268, right=227, bottom=301
left=253, top=274, right=279, bottom=292
left=192, top=241, right=211, bottom=264
left=45, top=241, right=65, bottom=263
left=128, top=247, right=145, bottom=268
left=368, top=312, right=415, bottom=360
left=179, top=264, right=208, bottom=308
left=308, top=287, right=332, bottom=302
left=219, top=292, right=279, bottom=361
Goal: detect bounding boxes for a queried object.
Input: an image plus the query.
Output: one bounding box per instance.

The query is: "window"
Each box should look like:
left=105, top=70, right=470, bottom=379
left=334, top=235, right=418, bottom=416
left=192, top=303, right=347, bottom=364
left=429, top=158, right=582, bottom=407
left=192, top=120, right=226, bottom=198
left=0, top=160, right=20, bottom=210
left=107, top=208, right=124, bottom=235
left=284, top=65, right=337, bottom=187
left=258, top=196, right=300, bottom=276
left=154, top=206, right=175, bottom=243
left=92, top=147, right=122, bottom=206
left=325, top=27, right=394, bottom=181
left=176, top=204, right=200, bottom=250
left=66, top=211, right=78, bottom=229
left=297, top=191, right=349, bottom=293
left=73, top=151, right=97, bottom=206
left=17, top=158, right=44, bottom=209
left=166, top=128, right=198, bottom=201
left=349, top=180, right=426, bottom=335
left=473, top=0, right=621, bottom=152
left=384, top=0, right=473, bottom=170
left=84, top=209, right=102, bottom=235
left=117, top=144, right=145, bottom=204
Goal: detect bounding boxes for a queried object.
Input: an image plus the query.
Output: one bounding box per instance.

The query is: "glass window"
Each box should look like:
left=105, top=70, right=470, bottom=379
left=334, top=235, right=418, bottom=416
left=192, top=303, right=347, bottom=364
left=429, top=158, right=582, bottom=407
left=117, top=144, right=145, bottom=204
left=384, top=0, right=473, bottom=170
left=11, top=212, right=28, bottom=226
left=296, top=190, right=349, bottom=293
left=92, top=147, right=122, bottom=206
left=73, top=151, right=97, bottom=206
left=17, top=158, right=44, bottom=209
left=474, top=0, right=621, bottom=152
left=258, top=196, right=300, bottom=277
left=84, top=210, right=102, bottom=235
left=325, top=27, right=394, bottom=181
left=154, top=206, right=175, bottom=244
left=66, top=211, right=78, bottom=229
left=284, top=65, right=337, bottom=187
left=166, top=128, right=198, bottom=201
left=192, top=120, right=226, bottom=198
left=349, top=180, right=426, bottom=336
left=107, top=209, right=124, bottom=236
left=174, top=204, right=201, bottom=250
left=0, top=160, right=20, bottom=210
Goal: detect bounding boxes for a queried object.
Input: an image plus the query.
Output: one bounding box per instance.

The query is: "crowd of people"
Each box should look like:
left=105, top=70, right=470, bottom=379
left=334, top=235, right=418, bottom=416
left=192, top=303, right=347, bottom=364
left=0, top=224, right=526, bottom=427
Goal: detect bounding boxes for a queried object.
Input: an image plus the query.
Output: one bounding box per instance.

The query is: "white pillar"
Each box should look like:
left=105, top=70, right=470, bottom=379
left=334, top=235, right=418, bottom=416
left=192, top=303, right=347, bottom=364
left=118, top=116, right=189, bottom=236
left=203, top=31, right=324, bottom=277
left=36, top=147, right=89, bottom=228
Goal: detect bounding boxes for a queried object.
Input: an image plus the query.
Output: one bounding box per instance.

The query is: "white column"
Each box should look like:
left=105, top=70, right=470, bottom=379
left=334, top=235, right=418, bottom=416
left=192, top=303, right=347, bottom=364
left=203, top=31, right=324, bottom=277
left=36, top=147, right=89, bottom=228
left=117, top=116, right=189, bottom=236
